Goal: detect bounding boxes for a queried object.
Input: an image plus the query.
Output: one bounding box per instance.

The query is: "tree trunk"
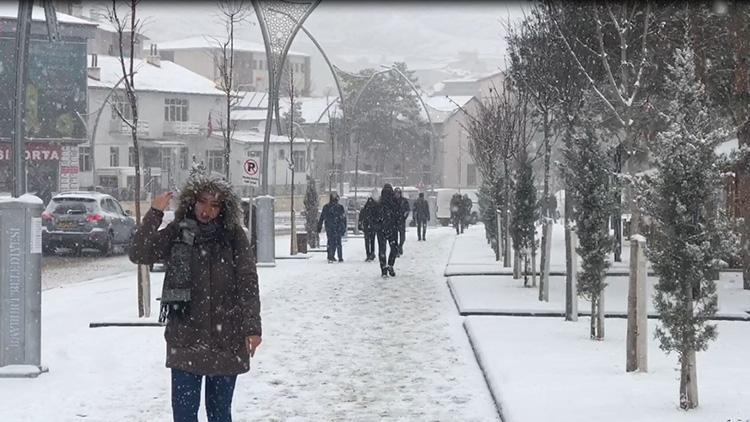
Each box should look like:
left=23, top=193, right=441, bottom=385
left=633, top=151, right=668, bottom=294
left=679, top=349, right=699, bottom=409
left=613, top=146, right=623, bottom=262
left=591, top=291, right=605, bottom=340
left=539, top=111, right=551, bottom=298
left=513, top=247, right=521, bottom=280
left=503, top=160, right=512, bottom=267
left=540, top=220, right=551, bottom=302
left=523, top=254, right=529, bottom=287
left=738, top=121, right=750, bottom=289
left=495, top=208, right=502, bottom=262
left=531, top=243, right=537, bottom=288
left=627, top=236, right=648, bottom=372
left=565, top=229, right=578, bottom=321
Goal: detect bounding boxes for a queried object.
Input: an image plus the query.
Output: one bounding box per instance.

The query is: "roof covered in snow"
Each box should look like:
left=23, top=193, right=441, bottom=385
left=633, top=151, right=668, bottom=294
left=422, top=95, right=476, bottom=123
left=0, top=4, right=96, bottom=25
left=277, top=97, right=342, bottom=124
left=151, top=36, right=308, bottom=57
left=236, top=91, right=269, bottom=109
left=212, top=131, right=324, bottom=145
left=88, top=55, right=223, bottom=96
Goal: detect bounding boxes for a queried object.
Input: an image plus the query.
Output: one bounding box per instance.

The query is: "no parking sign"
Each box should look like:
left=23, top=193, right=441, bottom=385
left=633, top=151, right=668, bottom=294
left=243, top=159, right=259, bottom=186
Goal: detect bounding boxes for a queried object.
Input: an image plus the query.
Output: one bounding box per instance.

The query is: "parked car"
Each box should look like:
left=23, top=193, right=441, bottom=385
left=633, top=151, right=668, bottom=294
left=42, top=191, right=136, bottom=255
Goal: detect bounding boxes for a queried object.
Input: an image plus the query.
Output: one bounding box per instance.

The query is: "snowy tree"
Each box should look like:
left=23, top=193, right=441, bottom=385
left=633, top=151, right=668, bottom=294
left=212, top=0, right=252, bottom=181
left=512, top=148, right=537, bottom=287
left=189, top=155, right=208, bottom=179
left=563, top=125, right=613, bottom=340
left=107, top=0, right=150, bottom=318
left=304, top=175, right=320, bottom=249
left=642, top=40, right=730, bottom=410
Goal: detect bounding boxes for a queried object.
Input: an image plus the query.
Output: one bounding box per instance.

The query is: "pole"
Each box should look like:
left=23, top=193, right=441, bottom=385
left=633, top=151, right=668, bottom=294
left=12, top=1, right=34, bottom=197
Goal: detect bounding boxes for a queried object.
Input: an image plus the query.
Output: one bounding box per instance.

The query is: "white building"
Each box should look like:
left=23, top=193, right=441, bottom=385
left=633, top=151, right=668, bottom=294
left=83, top=53, right=224, bottom=195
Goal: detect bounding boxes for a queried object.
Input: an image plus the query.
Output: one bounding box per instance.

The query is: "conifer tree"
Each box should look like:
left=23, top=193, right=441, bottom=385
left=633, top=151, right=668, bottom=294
left=512, top=148, right=537, bottom=286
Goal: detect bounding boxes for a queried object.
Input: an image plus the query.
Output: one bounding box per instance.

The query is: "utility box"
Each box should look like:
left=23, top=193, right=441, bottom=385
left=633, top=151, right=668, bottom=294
left=0, top=194, right=46, bottom=377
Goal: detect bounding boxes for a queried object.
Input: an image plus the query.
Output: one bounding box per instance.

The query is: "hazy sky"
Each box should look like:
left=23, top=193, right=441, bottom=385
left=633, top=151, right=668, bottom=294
left=84, top=1, right=528, bottom=93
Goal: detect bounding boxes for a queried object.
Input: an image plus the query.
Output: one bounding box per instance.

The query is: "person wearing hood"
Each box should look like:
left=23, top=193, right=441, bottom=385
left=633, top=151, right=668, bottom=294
left=129, top=175, right=261, bottom=422
left=461, top=193, right=473, bottom=231
left=358, top=197, right=379, bottom=261
left=377, top=183, right=401, bottom=277
left=450, top=193, right=463, bottom=235
left=317, top=192, right=346, bottom=263
left=394, top=187, right=411, bottom=256
left=412, top=192, right=430, bottom=241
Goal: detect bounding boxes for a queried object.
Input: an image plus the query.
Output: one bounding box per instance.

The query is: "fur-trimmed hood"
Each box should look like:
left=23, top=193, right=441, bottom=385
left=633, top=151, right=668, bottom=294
left=174, top=175, right=242, bottom=236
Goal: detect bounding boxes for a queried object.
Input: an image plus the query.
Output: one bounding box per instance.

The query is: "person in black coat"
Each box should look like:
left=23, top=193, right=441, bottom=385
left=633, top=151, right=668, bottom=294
left=317, top=193, right=346, bottom=263
left=394, top=187, right=410, bottom=256
left=377, top=184, right=400, bottom=277
left=461, top=193, right=473, bottom=231
left=450, top=193, right=463, bottom=235
left=358, top=197, right=379, bottom=261
left=412, top=192, right=430, bottom=241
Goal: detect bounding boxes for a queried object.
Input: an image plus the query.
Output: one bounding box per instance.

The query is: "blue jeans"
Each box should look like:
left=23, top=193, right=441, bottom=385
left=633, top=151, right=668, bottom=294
left=171, top=368, right=238, bottom=422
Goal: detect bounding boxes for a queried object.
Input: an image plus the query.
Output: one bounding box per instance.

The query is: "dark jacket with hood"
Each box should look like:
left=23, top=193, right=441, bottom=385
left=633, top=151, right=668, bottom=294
left=129, top=176, right=261, bottom=376
left=413, top=195, right=430, bottom=222
left=358, top=197, right=380, bottom=232
left=317, top=194, right=346, bottom=236
left=378, top=184, right=401, bottom=239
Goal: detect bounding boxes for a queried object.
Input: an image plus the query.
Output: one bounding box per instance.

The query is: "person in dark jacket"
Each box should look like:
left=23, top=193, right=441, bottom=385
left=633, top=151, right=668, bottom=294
left=394, top=187, right=410, bottom=256
left=450, top=193, right=463, bottom=235
left=129, top=175, right=262, bottom=422
left=377, top=183, right=400, bottom=277
left=317, top=193, right=346, bottom=263
left=461, top=193, right=473, bottom=231
left=358, top=197, right=379, bottom=261
left=412, top=192, right=430, bottom=241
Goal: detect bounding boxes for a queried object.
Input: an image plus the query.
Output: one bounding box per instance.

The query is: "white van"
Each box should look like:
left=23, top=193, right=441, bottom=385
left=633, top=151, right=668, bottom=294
left=434, top=188, right=479, bottom=226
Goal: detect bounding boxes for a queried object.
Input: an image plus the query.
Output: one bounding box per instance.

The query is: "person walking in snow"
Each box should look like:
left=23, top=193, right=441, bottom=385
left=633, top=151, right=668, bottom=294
left=461, top=193, right=473, bottom=231
left=412, top=192, right=430, bottom=241
left=358, top=197, right=379, bottom=261
left=317, top=192, right=347, bottom=263
left=450, top=193, right=463, bottom=235
left=394, top=187, right=410, bottom=255
left=129, top=175, right=262, bottom=422
left=377, top=183, right=401, bottom=277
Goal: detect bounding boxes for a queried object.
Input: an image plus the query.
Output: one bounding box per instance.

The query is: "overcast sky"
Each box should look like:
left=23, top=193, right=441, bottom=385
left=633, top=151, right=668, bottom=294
left=84, top=1, right=528, bottom=93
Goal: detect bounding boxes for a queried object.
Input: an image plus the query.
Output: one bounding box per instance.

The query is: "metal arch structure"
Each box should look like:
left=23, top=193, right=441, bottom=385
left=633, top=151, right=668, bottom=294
left=251, top=0, right=320, bottom=194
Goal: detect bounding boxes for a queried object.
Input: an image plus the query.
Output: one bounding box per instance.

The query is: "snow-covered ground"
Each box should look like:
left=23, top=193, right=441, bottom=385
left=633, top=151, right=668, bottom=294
left=450, top=224, right=750, bottom=421
left=0, top=226, right=498, bottom=421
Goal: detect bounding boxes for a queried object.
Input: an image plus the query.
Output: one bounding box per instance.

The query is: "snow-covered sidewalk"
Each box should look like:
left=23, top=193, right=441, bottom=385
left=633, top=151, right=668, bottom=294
left=449, top=224, right=750, bottom=421
left=0, top=226, right=498, bottom=421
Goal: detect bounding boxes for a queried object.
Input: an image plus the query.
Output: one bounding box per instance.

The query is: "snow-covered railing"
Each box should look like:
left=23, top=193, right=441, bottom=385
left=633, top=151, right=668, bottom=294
left=164, top=121, right=200, bottom=135
left=109, top=119, right=149, bottom=136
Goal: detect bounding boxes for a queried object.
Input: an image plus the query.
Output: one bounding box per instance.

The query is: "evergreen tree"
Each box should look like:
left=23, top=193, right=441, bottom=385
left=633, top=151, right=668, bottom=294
left=189, top=155, right=208, bottom=179
left=642, top=40, right=729, bottom=410
left=478, top=178, right=499, bottom=256
left=511, top=148, right=537, bottom=286
left=563, top=125, right=612, bottom=340
left=304, top=175, right=320, bottom=248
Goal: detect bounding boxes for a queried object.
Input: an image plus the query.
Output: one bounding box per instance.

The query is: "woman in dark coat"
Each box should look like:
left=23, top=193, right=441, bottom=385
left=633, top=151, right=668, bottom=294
left=377, top=183, right=401, bottom=277
left=358, top=197, right=379, bottom=261
left=129, top=175, right=261, bottom=422
left=317, top=192, right=347, bottom=263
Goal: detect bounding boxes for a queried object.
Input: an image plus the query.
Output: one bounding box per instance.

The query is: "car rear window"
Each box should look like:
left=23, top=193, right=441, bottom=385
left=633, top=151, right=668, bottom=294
left=47, top=198, right=98, bottom=215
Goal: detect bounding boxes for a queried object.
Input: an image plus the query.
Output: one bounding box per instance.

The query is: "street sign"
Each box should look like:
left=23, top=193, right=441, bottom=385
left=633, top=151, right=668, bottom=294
left=244, top=159, right=259, bottom=176
left=243, top=158, right=260, bottom=186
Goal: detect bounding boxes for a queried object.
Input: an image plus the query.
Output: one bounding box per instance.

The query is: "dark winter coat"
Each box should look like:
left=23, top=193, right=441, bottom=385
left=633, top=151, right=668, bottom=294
left=358, top=198, right=380, bottom=232
left=129, top=176, right=261, bottom=376
left=397, top=196, right=411, bottom=222
left=378, top=185, right=401, bottom=239
left=450, top=194, right=463, bottom=218
left=412, top=197, right=430, bottom=222
left=318, top=200, right=346, bottom=237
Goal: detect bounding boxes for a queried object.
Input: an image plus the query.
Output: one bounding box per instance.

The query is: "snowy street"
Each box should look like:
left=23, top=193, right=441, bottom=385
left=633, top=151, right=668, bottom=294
left=0, top=226, right=499, bottom=421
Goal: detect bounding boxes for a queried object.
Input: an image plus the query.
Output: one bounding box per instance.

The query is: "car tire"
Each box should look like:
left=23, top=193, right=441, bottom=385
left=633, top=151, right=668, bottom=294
left=100, top=233, right=114, bottom=256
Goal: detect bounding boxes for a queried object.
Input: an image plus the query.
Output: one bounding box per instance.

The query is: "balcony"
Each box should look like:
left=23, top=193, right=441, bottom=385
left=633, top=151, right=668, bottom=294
left=109, top=119, right=149, bottom=137
left=164, top=120, right=201, bottom=135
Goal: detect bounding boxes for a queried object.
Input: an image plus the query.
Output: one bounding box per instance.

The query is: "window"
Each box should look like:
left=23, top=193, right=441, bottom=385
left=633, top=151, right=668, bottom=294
left=98, top=176, right=118, bottom=188
left=292, top=150, right=305, bottom=171
left=111, top=94, right=134, bottom=120
left=467, top=163, right=477, bottom=186
left=180, top=147, right=189, bottom=170
left=207, top=150, right=224, bottom=174
left=164, top=98, right=189, bottom=122
left=246, top=150, right=261, bottom=158
left=110, top=147, right=120, bottom=167
left=79, top=146, right=91, bottom=171
left=278, top=149, right=285, bottom=160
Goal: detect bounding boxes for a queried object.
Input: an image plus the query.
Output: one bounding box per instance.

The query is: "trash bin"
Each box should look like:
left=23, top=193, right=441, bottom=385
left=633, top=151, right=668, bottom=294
left=297, top=232, right=308, bottom=254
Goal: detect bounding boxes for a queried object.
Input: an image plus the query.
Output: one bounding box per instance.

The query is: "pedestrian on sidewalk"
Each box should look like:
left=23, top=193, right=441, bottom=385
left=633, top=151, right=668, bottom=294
left=461, top=193, right=473, bottom=232
left=129, top=174, right=262, bottom=422
left=317, top=192, right=346, bottom=263
left=358, top=197, right=379, bottom=261
left=450, top=193, right=463, bottom=235
left=377, top=183, right=400, bottom=277
left=412, top=192, right=430, bottom=241
left=394, top=187, right=410, bottom=255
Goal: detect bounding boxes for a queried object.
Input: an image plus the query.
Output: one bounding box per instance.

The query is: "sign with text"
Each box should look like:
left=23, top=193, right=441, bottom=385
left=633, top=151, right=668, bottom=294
left=243, top=158, right=259, bottom=186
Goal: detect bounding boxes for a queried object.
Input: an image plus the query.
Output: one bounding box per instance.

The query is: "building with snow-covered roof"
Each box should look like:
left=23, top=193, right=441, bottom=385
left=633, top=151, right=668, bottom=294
left=435, top=71, right=504, bottom=100
left=152, top=36, right=311, bottom=95
left=422, top=95, right=482, bottom=190
left=83, top=53, right=225, bottom=195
